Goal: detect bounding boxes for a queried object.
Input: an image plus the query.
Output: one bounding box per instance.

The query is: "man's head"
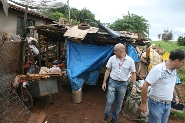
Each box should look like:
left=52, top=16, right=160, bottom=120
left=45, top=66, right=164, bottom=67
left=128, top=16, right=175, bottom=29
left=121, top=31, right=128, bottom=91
left=114, top=43, right=125, bottom=58
left=169, top=49, right=185, bottom=69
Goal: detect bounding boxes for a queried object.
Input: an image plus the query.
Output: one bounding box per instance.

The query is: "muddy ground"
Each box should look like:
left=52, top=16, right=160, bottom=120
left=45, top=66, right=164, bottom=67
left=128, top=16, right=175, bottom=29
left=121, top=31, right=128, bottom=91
left=27, top=77, right=184, bottom=123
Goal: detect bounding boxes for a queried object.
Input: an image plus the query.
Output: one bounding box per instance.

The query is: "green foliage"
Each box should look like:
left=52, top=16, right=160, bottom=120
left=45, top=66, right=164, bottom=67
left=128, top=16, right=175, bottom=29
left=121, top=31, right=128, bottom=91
left=178, top=66, right=185, bottom=86
left=55, top=5, right=69, bottom=16
left=76, top=8, right=95, bottom=23
left=51, top=11, right=63, bottom=20
left=170, top=110, right=185, bottom=121
left=39, top=5, right=96, bottom=25
left=152, top=41, right=185, bottom=52
left=38, top=9, right=53, bottom=19
left=108, top=11, right=150, bottom=38
left=177, top=35, right=185, bottom=46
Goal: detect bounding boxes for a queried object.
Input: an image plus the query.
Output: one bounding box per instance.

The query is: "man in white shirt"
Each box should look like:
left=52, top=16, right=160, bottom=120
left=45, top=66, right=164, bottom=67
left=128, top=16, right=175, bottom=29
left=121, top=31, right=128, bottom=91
left=102, top=43, right=136, bottom=123
left=140, top=49, right=185, bottom=123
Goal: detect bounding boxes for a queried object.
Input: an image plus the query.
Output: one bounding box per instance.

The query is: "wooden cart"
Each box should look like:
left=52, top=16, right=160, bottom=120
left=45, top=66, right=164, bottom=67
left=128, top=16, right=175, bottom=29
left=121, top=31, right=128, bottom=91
left=19, top=73, right=64, bottom=108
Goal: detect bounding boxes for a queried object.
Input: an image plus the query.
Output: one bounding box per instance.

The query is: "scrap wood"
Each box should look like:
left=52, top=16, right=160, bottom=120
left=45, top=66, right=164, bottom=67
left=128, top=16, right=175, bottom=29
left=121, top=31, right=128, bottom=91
left=27, top=112, right=46, bottom=123
left=18, top=72, right=65, bottom=81
left=38, top=112, right=46, bottom=123
left=28, top=73, right=63, bottom=76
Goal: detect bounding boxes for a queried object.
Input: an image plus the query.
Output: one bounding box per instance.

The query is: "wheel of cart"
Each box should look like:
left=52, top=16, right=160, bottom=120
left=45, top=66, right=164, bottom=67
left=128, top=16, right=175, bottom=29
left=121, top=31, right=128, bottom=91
left=59, top=71, right=71, bottom=93
left=21, top=84, right=33, bottom=109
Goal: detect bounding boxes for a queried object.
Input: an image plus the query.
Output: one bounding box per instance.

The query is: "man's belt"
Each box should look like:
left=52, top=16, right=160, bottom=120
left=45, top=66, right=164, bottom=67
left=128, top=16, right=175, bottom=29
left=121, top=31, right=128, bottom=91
left=149, top=95, right=171, bottom=104
left=110, top=77, right=125, bottom=82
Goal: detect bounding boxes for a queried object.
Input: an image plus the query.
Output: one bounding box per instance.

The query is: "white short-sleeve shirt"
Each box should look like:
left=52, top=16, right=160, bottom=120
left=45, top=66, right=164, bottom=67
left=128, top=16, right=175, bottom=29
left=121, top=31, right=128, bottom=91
left=146, top=61, right=176, bottom=101
left=106, top=54, right=136, bottom=81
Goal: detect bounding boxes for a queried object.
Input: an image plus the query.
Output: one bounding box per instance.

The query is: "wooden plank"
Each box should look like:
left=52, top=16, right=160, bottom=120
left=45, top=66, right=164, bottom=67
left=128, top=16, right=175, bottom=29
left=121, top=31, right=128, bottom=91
left=37, top=112, right=46, bottom=123
left=27, top=72, right=64, bottom=77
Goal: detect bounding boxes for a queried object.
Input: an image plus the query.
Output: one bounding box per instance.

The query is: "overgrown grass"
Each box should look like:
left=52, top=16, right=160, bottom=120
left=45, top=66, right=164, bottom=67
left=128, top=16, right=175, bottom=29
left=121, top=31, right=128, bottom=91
left=152, top=41, right=185, bottom=84
left=151, top=41, right=185, bottom=52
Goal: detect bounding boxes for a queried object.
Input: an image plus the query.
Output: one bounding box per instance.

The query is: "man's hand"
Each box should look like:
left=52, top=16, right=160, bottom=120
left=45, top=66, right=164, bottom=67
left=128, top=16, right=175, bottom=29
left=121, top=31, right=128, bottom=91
left=174, top=96, right=180, bottom=105
left=132, top=86, right=136, bottom=94
left=102, top=82, right=106, bottom=91
left=140, top=103, right=147, bottom=114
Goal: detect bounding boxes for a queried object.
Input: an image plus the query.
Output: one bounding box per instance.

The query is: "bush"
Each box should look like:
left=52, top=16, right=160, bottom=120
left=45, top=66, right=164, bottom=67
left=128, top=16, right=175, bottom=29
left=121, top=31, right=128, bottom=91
left=177, top=36, right=185, bottom=46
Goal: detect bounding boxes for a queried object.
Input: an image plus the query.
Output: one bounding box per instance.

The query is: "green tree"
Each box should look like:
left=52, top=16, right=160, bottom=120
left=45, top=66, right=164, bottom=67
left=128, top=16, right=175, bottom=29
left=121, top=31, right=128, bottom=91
left=158, top=30, right=173, bottom=42
left=55, top=5, right=69, bottom=18
left=51, top=11, right=63, bottom=20
left=109, top=12, right=150, bottom=38
left=40, top=5, right=96, bottom=24
left=77, top=8, right=95, bottom=23
left=177, top=35, right=185, bottom=46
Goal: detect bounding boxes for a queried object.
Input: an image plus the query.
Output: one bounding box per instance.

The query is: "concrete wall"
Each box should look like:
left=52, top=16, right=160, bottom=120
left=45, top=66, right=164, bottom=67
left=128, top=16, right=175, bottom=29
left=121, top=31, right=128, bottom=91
left=0, top=5, right=51, bottom=38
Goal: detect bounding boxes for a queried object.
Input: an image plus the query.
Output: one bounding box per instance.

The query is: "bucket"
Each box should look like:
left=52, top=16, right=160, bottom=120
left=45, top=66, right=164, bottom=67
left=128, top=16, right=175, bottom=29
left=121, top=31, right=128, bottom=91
left=72, top=89, right=82, bottom=103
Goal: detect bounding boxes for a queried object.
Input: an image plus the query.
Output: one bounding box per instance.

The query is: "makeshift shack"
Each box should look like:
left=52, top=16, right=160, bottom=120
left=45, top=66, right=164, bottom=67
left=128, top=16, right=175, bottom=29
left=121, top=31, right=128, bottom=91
left=29, top=22, right=150, bottom=94
left=63, top=23, right=150, bottom=91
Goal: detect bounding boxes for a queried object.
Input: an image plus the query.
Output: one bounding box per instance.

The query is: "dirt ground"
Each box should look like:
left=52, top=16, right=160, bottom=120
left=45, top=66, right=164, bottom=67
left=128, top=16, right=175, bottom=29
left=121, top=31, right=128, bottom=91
left=27, top=77, right=184, bottom=123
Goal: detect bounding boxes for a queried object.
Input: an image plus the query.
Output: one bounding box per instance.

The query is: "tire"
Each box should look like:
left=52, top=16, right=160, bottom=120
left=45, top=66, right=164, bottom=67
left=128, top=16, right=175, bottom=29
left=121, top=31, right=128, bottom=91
left=78, top=24, right=90, bottom=30
left=21, top=90, right=33, bottom=109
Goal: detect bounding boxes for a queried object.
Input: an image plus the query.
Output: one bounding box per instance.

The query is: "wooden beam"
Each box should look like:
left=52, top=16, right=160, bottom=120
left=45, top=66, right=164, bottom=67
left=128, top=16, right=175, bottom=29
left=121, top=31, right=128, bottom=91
left=46, top=41, right=48, bottom=68
left=38, top=33, right=41, bottom=70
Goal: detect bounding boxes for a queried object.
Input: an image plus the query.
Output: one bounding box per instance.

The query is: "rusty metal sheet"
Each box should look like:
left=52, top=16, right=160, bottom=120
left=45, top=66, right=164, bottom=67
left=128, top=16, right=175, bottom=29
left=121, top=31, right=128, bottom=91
left=63, top=26, right=99, bottom=40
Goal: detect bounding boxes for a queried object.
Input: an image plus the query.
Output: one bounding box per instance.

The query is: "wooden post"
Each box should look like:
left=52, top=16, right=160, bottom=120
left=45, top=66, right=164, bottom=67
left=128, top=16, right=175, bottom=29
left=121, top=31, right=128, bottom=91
left=19, top=41, right=24, bottom=74
left=20, top=5, right=28, bottom=74
left=57, top=41, right=61, bottom=61
left=38, top=33, right=41, bottom=70
left=58, top=41, right=61, bottom=61
left=46, top=41, right=48, bottom=68
left=23, top=6, right=28, bottom=30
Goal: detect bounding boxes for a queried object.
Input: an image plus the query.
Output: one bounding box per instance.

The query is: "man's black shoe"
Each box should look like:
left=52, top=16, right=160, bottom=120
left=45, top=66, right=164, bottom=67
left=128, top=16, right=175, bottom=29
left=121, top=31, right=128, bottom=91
left=111, top=119, right=118, bottom=123
left=102, top=116, right=109, bottom=123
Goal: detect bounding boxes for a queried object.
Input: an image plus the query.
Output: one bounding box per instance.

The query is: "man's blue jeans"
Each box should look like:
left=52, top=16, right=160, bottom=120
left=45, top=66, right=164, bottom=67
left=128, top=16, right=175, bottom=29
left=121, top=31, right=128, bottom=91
left=148, top=97, right=171, bottom=123
left=104, top=78, right=127, bottom=120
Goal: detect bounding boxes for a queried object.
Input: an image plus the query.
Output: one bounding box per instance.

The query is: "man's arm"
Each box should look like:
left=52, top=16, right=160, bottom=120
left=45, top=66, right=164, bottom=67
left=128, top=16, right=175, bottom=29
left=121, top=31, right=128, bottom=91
left=140, top=81, right=150, bottom=113
left=131, top=72, right=136, bottom=85
left=102, top=68, right=111, bottom=91
left=173, top=86, right=179, bottom=104
left=131, top=72, right=136, bottom=94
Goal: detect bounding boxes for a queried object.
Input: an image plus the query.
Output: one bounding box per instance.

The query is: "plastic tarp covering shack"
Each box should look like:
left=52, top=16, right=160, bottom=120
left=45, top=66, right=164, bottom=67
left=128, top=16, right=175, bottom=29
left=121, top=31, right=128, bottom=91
left=127, top=43, right=139, bottom=62
left=67, top=41, right=114, bottom=91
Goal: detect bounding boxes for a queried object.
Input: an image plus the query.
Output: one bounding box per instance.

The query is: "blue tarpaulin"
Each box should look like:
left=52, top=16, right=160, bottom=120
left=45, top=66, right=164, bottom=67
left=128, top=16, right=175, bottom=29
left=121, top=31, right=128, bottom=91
left=67, top=41, right=114, bottom=91
left=127, top=43, right=139, bottom=62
